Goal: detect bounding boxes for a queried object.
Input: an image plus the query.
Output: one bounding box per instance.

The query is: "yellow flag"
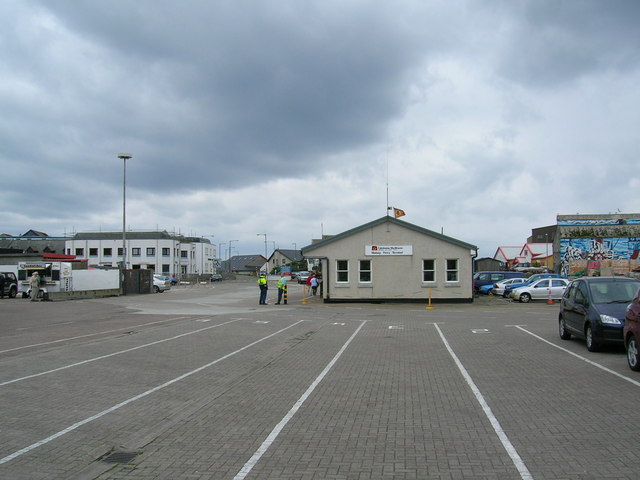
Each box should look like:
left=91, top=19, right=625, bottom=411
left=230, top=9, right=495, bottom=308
left=394, top=208, right=406, bottom=218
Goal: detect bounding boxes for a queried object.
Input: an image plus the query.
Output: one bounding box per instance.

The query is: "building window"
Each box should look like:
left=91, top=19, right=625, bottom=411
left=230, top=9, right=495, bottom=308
left=132, top=248, right=141, bottom=257
left=181, top=250, right=188, bottom=258
left=103, top=248, right=112, bottom=257
left=162, top=247, right=171, bottom=257
left=75, top=248, right=84, bottom=256
left=359, top=260, right=371, bottom=283
left=336, top=260, right=349, bottom=283
left=89, top=248, right=98, bottom=257
left=446, top=259, right=459, bottom=282
left=147, top=247, right=155, bottom=256
left=422, top=259, right=435, bottom=282
left=118, top=247, right=124, bottom=256
left=162, top=264, right=170, bottom=273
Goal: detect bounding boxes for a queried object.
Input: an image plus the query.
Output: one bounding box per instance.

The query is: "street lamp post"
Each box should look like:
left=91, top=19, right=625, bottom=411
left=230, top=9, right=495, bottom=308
left=257, top=233, right=268, bottom=272
left=218, top=243, right=226, bottom=271
left=228, top=240, right=238, bottom=273
left=117, top=153, right=132, bottom=270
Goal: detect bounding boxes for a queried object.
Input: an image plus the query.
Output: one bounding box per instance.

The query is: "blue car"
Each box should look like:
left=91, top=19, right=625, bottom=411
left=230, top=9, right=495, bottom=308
left=502, top=273, right=564, bottom=297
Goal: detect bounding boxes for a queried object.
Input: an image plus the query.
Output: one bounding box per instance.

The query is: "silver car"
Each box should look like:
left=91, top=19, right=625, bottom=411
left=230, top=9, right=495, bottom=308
left=153, top=274, right=172, bottom=293
left=510, top=278, right=570, bottom=303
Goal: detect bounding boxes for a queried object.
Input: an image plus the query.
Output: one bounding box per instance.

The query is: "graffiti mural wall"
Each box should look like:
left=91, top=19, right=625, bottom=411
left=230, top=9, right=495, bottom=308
left=560, top=237, right=640, bottom=276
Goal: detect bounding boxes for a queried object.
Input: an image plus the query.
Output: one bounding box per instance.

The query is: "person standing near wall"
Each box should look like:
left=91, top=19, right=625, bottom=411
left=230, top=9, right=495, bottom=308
left=258, top=273, right=268, bottom=305
left=30, top=272, right=40, bottom=302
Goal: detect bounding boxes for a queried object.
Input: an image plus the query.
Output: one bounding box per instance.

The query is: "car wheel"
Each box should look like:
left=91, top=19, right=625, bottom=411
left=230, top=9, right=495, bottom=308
left=627, top=335, right=640, bottom=371
left=487, top=288, right=494, bottom=296
left=519, top=292, right=531, bottom=303
left=559, top=317, right=571, bottom=340
left=153, top=285, right=160, bottom=293
left=585, top=325, right=600, bottom=352
left=9, top=286, right=17, bottom=298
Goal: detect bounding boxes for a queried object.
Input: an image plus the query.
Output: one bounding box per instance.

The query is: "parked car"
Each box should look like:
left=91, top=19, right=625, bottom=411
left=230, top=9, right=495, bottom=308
left=296, top=271, right=311, bottom=284
left=472, top=271, right=524, bottom=293
left=0, top=272, right=18, bottom=298
left=502, top=273, right=564, bottom=298
left=559, top=276, right=640, bottom=352
left=210, top=274, right=223, bottom=282
left=153, top=274, right=172, bottom=293
left=624, top=288, right=640, bottom=370
left=480, top=277, right=527, bottom=296
left=510, top=278, right=570, bottom=303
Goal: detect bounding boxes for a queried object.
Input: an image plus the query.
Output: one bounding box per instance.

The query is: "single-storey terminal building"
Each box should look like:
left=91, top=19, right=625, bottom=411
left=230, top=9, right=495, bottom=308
left=301, top=216, right=478, bottom=303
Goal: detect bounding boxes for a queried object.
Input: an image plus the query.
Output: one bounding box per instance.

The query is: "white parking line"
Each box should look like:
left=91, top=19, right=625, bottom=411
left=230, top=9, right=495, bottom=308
left=0, top=318, right=242, bottom=387
left=233, top=321, right=367, bottom=480
left=0, top=317, right=192, bottom=355
left=434, top=324, right=534, bottom=480
left=0, top=320, right=305, bottom=465
left=516, top=326, right=640, bottom=388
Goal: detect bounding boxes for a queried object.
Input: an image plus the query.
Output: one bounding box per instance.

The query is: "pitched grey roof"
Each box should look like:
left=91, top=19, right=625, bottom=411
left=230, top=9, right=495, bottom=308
left=229, top=255, right=267, bottom=271
left=301, top=216, right=477, bottom=254
left=270, top=249, right=303, bottom=262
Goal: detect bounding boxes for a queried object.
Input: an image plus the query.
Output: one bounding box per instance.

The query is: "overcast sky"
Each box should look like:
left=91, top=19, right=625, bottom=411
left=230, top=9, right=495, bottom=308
left=1, top=0, right=639, bottom=258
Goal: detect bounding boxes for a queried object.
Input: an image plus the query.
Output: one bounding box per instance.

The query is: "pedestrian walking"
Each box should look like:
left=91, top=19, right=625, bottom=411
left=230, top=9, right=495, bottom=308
left=310, top=274, right=319, bottom=296
left=258, top=273, right=268, bottom=305
left=275, top=273, right=288, bottom=304
left=30, top=272, right=40, bottom=302
left=306, top=273, right=313, bottom=296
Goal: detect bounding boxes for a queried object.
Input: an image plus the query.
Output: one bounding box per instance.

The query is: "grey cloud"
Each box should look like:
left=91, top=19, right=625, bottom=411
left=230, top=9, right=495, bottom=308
left=28, top=1, right=435, bottom=193
left=493, top=0, right=640, bottom=87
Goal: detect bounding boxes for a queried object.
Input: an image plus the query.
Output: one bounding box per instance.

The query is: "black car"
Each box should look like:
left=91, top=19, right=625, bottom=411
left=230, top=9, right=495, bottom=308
left=210, top=274, right=223, bottom=282
left=559, top=276, right=640, bottom=351
left=0, top=272, right=18, bottom=298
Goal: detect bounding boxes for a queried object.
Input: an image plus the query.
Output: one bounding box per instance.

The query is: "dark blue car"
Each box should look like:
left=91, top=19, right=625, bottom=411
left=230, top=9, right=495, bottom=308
left=559, top=276, right=640, bottom=351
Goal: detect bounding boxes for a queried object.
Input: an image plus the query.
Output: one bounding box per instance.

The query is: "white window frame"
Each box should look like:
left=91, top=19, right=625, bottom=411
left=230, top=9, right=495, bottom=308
left=422, top=259, right=436, bottom=283
left=336, top=260, right=349, bottom=283
left=359, top=259, right=372, bottom=283
left=445, top=258, right=459, bottom=283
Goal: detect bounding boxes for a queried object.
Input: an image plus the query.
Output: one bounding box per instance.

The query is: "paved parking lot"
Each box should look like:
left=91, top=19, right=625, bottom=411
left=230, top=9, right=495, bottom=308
left=1, top=279, right=639, bottom=479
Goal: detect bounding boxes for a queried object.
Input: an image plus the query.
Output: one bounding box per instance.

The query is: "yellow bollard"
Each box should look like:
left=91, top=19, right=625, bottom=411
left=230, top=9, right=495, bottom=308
left=426, top=287, right=434, bottom=310
left=301, top=284, right=308, bottom=305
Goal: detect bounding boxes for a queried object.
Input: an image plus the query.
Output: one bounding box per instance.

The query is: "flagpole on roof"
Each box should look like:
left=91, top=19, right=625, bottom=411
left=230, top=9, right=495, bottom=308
left=386, top=158, right=390, bottom=216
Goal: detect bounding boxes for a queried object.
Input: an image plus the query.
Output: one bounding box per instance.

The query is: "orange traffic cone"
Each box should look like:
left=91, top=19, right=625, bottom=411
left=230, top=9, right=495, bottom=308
left=547, top=290, right=554, bottom=305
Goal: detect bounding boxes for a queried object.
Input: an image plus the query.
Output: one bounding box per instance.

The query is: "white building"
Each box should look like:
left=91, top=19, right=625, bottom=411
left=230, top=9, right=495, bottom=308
left=302, top=216, right=478, bottom=303
left=65, top=231, right=217, bottom=276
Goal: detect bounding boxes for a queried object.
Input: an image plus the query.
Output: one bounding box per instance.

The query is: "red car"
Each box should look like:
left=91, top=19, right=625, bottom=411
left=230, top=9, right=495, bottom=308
left=625, top=288, right=640, bottom=371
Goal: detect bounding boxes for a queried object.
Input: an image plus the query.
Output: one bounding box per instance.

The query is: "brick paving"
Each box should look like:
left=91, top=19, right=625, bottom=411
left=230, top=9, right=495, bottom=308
left=0, top=282, right=639, bottom=479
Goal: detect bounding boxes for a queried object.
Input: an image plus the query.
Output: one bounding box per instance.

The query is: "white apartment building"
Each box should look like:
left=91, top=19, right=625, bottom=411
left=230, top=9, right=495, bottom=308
left=65, top=231, right=216, bottom=276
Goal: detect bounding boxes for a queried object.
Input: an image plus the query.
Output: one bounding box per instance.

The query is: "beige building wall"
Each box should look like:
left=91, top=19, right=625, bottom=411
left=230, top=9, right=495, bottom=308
left=305, top=219, right=475, bottom=302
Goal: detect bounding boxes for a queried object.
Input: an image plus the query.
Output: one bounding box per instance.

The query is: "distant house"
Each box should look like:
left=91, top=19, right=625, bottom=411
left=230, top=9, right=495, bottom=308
left=0, top=230, right=66, bottom=261
left=302, top=216, right=477, bottom=303
left=475, top=257, right=505, bottom=272
left=227, top=255, right=267, bottom=275
left=267, top=249, right=303, bottom=272
left=493, top=246, right=521, bottom=268
left=515, top=243, right=553, bottom=269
